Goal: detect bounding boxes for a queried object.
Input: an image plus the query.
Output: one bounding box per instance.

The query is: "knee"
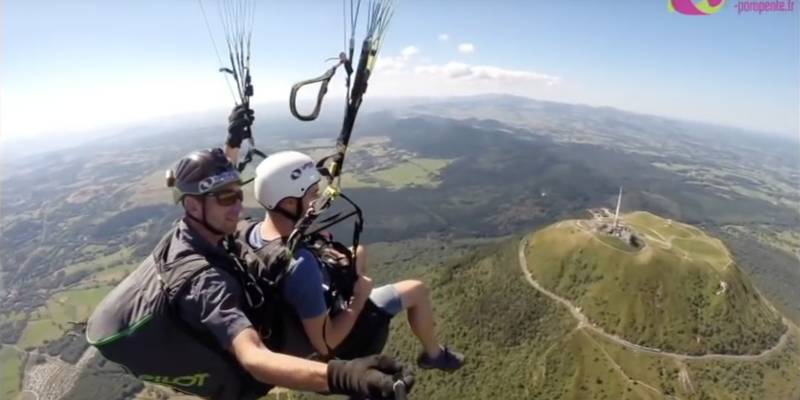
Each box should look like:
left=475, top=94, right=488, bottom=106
left=353, top=245, right=367, bottom=274
left=396, top=279, right=429, bottom=306
left=408, top=279, right=429, bottom=298
left=354, top=245, right=367, bottom=260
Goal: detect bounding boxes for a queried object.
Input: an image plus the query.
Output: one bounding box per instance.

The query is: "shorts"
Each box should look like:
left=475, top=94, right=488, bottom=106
left=368, top=284, right=404, bottom=317
left=334, top=293, right=397, bottom=359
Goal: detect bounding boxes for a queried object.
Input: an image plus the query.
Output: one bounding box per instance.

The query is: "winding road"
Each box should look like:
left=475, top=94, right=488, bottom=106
left=518, top=238, right=793, bottom=362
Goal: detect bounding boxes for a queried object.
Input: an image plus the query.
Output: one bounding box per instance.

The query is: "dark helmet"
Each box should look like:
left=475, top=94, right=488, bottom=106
left=166, top=148, right=241, bottom=204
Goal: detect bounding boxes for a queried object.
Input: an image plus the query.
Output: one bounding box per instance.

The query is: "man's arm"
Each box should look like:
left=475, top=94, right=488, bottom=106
left=232, top=327, right=415, bottom=398
left=178, top=268, right=329, bottom=390
left=179, top=266, right=410, bottom=397
left=284, top=250, right=372, bottom=355
left=224, top=104, right=254, bottom=168
left=224, top=146, right=240, bottom=169
left=231, top=327, right=329, bottom=391
left=301, top=286, right=369, bottom=355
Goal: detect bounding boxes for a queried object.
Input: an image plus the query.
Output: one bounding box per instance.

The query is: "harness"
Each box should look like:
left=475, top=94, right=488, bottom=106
left=86, top=226, right=272, bottom=399
left=234, top=219, right=392, bottom=361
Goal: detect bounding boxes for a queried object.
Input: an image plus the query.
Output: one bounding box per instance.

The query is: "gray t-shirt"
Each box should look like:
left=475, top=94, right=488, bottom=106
left=176, top=263, right=254, bottom=351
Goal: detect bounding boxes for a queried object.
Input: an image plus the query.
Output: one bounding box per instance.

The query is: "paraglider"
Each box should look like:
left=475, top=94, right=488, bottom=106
left=87, top=1, right=418, bottom=399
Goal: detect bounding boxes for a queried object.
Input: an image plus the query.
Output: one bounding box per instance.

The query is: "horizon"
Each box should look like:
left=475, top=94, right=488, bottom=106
left=2, top=1, right=799, bottom=143
left=2, top=93, right=798, bottom=163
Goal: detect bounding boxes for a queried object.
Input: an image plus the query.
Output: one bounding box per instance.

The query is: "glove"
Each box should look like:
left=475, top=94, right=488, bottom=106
left=327, top=355, right=415, bottom=399
left=226, top=104, right=254, bottom=148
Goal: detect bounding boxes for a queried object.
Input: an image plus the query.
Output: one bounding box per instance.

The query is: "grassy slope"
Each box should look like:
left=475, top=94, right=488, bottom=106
left=594, top=322, right=800, bottom=400
left=303, top=233, right=800, bottom=399
left=682, top=325, right=800, bottom=400
left=43, top=227, right=798, bottom=400
left=377, top=239, right=580, bottom=399
left=14, top=244, right=133, bottom=349
left=18, top=286, right=113, bottom=349
left=64, top=247, right=134, bottom=276
left=17, top=319, right=62, bottom=350
left=348, top=157, right=453, bottom=190
left=395, top=232, right=800, bottom=399
left=0, top=345, right=24, bottom=400
left=45, top=287, right=112, bottom=327
left=15, top=244, right=129, bottom=350
left=527, top=212, right=785, bottom=355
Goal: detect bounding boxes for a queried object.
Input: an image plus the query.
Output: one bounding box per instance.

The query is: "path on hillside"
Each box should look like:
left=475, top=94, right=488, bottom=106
left=518, top=238, right=792, bottom=362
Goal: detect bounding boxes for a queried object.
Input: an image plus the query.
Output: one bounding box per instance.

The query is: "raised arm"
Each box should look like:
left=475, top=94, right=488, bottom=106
left=224, top=104, right=254, bottom=167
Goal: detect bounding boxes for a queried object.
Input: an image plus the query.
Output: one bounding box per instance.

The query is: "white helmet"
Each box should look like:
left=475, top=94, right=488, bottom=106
left=254, top=151, right=321, bottom=210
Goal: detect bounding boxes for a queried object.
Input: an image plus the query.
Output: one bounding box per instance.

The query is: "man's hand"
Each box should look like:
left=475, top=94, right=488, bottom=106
left=226, top=104, right=254, bottom=148
left=352, top=274, right=373, bottom=304
left=327, top=355, right=415, bottom=399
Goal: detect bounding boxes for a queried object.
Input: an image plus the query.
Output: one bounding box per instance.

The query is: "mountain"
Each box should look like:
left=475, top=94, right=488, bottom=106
left=375, top=214, right=800, bottom=400
left=526, top=211, right=785, bottom=355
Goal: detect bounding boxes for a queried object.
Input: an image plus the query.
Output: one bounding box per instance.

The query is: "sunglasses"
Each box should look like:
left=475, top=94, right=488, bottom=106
left=209, top=190, right=244, bottom=206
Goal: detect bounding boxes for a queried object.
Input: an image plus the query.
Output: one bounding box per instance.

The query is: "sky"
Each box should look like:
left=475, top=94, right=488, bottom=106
left=2, top=0, right=799, bottom=143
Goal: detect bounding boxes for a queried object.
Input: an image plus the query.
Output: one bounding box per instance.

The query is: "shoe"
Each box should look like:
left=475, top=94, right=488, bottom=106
left=417, top=346, right=464, bottom=371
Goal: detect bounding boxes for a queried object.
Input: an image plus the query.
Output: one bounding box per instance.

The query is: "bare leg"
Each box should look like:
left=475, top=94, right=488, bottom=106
left=394, top=280, right=441, bottom=358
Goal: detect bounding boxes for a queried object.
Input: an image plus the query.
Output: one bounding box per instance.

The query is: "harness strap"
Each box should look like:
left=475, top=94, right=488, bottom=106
left=236, top=145, right=267, bottom=173
left=289, top=57, right=345, bottom=122
left=321, top=317, right=335, bottom=360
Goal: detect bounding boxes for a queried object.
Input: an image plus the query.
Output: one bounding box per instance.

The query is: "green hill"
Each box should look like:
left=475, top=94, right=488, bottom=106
left=375, top=229, right=800, bottom=399
left=525, top=211, right=786, bottom=355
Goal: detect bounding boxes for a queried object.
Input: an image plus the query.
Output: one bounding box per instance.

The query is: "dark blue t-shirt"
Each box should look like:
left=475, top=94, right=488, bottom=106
left=249, top=222, right=330, bottom=320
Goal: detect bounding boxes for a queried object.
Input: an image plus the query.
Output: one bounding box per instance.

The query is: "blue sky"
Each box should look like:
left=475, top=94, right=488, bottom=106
left=2, top=0, right=798, bottom=141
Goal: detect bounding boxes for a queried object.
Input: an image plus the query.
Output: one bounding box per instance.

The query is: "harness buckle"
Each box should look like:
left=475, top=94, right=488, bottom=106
left=324, top=185, right=341, bottom=200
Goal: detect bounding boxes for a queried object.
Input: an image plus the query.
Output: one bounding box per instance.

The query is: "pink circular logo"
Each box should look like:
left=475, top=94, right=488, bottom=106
left=669, top=0, right=726, bottom=15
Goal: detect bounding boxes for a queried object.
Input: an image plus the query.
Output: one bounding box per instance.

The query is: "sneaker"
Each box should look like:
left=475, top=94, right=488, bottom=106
left=417, top=346, right=465, bottom=371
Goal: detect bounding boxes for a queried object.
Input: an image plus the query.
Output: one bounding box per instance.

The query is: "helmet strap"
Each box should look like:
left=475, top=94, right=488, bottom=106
left=186, top=198, right=226, bottom=236
left=274, top=198, right=304, bottom=224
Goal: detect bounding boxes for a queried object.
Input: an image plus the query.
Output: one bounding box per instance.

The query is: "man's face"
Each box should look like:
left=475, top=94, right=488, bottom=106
left=274, top=183, right=320, bottom=220
left=187, top=183, right=243, bottom=235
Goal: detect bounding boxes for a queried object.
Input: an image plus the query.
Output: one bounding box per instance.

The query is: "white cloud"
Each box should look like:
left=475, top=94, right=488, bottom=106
left=365, top=59, right=567, bottom=104
left=457, top=43, right=475, bottom=54
left=400, top=45, right=420, bottom=59
left=376, top=45, right=421, bottom=73
left=414, top=62, right=560, bottom=86
left=437, top=33, right=449, bottom=42
left=375, top=55, right=407, bottom=72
